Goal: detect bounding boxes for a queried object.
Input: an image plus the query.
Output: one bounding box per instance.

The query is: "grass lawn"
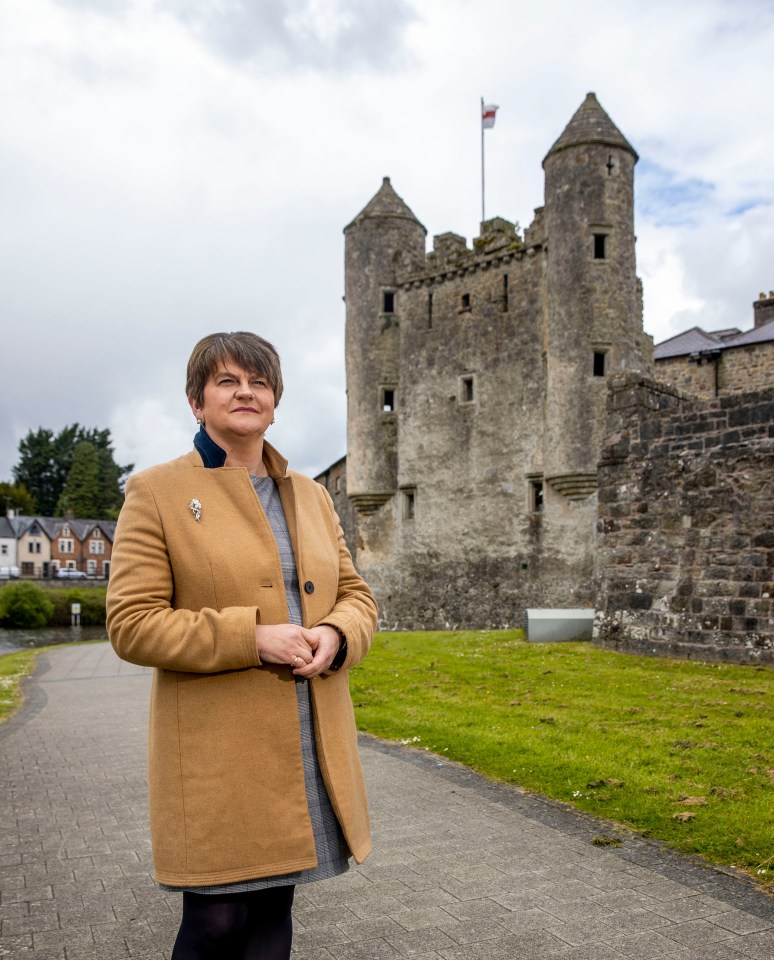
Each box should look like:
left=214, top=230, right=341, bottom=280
left=0, top=649, right=43, bottom=723
left=350, top=630, right=774, bottom=888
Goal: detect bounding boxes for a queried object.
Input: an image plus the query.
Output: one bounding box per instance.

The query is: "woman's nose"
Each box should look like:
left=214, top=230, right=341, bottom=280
left=236, top=381, right=254, bottom=396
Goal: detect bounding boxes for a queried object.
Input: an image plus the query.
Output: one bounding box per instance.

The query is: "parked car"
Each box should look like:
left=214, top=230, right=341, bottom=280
left=56, top=568, right=89, bottom=580
left=0, top=565, right=21, bottom=579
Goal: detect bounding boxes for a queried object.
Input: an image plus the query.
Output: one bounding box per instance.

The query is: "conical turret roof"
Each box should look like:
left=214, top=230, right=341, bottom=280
left=544, top=92, right=637, bottom=163
left=345, top=177, right=426, bottom=233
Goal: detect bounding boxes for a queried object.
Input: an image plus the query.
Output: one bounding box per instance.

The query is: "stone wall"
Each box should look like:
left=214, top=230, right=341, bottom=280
left=595, top=375, right=774, bottom=663
left=314, top=456, right=358, bottom=557
left=654, top=339, right=774, bottom=399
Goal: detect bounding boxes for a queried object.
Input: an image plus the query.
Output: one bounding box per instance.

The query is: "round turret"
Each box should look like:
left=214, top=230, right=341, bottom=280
left=542, top=93, right=648, bottom=491
left=344, top=178, right=426, bottom=513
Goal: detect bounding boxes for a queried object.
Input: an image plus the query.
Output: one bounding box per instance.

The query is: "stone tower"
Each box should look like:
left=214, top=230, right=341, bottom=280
left=343, top=177, right=426, bottom=514
left=542, top=92, right=649, bottom=497
left=333, top=94, right=653, bottom=629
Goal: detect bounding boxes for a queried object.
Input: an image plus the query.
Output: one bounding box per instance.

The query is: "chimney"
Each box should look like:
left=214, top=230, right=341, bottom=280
left=753, top=290, right=774, bottom=328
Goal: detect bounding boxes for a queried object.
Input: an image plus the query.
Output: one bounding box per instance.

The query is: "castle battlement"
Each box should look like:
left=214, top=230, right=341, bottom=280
left=341, top=92, right=654, bottom=629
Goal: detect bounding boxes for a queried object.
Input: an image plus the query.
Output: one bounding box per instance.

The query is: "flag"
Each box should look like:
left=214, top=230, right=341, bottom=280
left=482, top=103, right=499, bottom=129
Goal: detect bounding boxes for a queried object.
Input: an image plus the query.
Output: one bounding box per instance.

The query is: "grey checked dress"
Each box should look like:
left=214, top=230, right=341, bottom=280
left=159, top=474, right=351, bottom=893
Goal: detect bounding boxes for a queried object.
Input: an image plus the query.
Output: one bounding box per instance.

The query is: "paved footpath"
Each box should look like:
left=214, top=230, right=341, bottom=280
left=1, top=643, right=772, bottom=960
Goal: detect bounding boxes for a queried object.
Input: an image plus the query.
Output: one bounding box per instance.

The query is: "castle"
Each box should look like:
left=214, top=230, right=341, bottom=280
left=317, top=93, right=774, bottom=648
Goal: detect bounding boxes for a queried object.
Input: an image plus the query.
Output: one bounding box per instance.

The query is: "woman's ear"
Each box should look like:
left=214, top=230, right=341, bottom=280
left=188, top=396, right=202, bottom=421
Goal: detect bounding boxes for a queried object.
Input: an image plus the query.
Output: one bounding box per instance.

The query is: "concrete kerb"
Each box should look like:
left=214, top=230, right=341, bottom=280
left=1, top=642, right=772, bottom=960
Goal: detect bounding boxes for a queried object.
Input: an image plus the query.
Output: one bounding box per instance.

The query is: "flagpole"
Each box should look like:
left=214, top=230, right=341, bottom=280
left=480, top=96, right=485, bottom=224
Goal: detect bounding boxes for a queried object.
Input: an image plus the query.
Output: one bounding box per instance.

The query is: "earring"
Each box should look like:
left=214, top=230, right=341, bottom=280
left=270, top=418, right=275, bottom=425
left=196, top=417, right=204, bottom=426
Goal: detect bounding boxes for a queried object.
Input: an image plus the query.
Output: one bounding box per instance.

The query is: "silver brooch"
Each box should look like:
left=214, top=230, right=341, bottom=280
left=188, top=499, right=202, bottom=522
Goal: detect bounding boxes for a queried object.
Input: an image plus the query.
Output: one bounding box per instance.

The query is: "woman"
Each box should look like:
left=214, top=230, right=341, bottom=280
left=107, top=331, right=377, bottom=960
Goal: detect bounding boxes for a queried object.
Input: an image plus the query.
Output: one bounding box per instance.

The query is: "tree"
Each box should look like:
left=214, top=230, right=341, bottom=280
left=0, top=481, right=36, bottom=516
left=13, top=425, right=133, bottom=518
left=56, top=441, right=101, bottom=518
left=12, top=426, right=79, bottom=516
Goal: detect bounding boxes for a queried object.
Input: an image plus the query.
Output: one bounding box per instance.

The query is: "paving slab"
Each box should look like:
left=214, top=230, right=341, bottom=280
left=1, top=642, right=772, bottom=959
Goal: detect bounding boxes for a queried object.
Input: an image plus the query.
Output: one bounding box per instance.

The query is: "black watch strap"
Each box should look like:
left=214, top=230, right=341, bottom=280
left=329, top=631, right=348, bottom=671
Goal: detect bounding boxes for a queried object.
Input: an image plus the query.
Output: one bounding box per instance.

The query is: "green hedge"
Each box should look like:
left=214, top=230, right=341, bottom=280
left=0, top=584, right=106, bottom=628
left=0, top=583, right=55, bottom=628
left=46, top=587, right=107, bottom=626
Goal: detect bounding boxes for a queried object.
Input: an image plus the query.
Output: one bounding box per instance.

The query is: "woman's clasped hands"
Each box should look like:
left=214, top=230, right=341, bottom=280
left=255, top=623, right=341, bottom=678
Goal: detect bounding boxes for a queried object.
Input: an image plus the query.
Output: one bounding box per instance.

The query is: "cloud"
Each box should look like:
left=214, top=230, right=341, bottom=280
left=1, top=0, right=773, bottom=485
left=157, top=0, right=419, bottom=73
left=636, top=161, right=716, bottom=229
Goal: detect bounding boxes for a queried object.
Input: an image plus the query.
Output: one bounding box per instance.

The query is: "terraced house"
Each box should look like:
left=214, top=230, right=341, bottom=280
left=4, top=511, right=116, bottom=578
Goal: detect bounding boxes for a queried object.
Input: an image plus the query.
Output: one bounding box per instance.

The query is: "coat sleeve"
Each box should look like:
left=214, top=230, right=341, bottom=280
left=311, top=484, right=377, bottom=672
left=107, top=471, right=261, bottom=674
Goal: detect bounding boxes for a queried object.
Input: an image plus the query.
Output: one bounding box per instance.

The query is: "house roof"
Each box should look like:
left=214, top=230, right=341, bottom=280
left=726, top=317, right=774, bottom=347
left=654, top=319, right=774, bottom=360
left=8, top=515, right=39, bottom=537
left=0, top=517, right=15, bottom=539
left=5, top=515, right=118, bottom=542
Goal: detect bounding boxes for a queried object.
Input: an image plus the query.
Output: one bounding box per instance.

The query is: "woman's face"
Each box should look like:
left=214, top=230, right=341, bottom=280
left=189, top=358, right=276, bottom=447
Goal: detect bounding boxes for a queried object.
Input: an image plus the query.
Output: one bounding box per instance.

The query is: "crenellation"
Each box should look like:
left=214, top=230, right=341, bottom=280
left=313, top=93, right=773, bottom=659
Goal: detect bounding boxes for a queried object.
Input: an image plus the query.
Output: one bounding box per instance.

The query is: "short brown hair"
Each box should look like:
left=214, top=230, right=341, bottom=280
left=186, top=332, right=284, bottom=407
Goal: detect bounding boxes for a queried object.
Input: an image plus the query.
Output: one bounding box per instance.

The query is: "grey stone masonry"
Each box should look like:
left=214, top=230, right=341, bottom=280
left=1, top=642, right=773, bottom=958
left=595, top=375, right=774, bottom=663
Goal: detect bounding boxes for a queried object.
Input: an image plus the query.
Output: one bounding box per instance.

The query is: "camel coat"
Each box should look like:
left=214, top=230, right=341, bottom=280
left=106, top=441, right=377, bottom=888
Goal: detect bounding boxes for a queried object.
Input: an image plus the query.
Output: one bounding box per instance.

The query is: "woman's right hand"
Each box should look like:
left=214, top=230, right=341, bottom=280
left=255, top=623, right=317, bottom=668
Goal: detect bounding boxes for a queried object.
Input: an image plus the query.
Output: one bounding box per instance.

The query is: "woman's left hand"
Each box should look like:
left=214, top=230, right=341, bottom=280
left=292, top=625, right=341, bottom=678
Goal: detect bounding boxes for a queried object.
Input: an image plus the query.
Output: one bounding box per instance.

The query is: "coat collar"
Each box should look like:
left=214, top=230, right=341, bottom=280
left=191, top=426, right=288, bottom=479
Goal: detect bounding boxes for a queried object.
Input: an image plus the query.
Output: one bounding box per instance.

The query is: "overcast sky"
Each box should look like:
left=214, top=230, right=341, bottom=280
left=1, top=0, right=773, bottom=484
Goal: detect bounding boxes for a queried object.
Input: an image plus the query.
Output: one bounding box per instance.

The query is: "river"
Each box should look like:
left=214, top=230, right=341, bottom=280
left=0, top=625, right=108, bottom=656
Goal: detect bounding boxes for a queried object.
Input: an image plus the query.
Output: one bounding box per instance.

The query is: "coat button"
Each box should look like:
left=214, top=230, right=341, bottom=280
left=304, top=581, right=315, bottom=594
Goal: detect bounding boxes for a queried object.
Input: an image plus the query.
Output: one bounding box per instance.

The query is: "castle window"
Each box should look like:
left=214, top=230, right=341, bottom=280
left=460, top=375, right=475, bottom=403
left=529, top=479, right=544, bottom=513
left=428, top=292, right=433, bottom=328
left=593, top=234, right=607, bottom=260
left=460, top=293, right=471, bottom=311
left=593, top=351, right=607, bottom=377
left=334, top=472, right=341, bottom=494
left=402, top=489, right=416, bottom=521
left=383, top=291, right=395, bottom=313
left=502, top=274, right=509, bottom=312
left=381, top=387, right=396, bottom=412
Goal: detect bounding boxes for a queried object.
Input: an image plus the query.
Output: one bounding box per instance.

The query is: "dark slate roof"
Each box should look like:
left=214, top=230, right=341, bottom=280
left=7, top=515, right=38, bottom=537
left=0, top=517, right=15, bottom=539
left=654, top=319, right=774, bottom=359
left=655, top=327, right=729, bottom=360
left=726, top=317, right=774, bottom=347
left=3, top=515, right=118, bottom=542
left=345, top=177, right=426, bottom=233
left=544, top=92, right=638, bottom=163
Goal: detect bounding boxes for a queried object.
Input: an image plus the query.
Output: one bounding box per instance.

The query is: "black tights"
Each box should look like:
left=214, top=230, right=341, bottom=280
left=171, top=885, right=295, bottom=960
